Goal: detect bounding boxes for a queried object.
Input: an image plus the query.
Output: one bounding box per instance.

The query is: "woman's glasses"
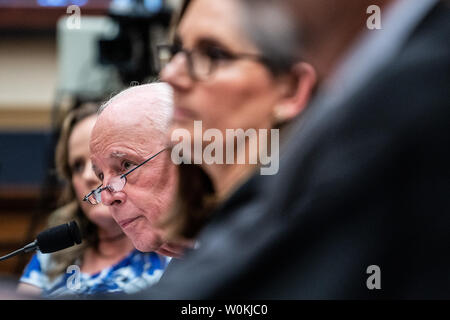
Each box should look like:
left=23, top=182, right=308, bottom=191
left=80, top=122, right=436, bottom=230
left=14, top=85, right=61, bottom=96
left=83, top=148, right=168, bottom=205
left=157, top=42, right=269, bottom=81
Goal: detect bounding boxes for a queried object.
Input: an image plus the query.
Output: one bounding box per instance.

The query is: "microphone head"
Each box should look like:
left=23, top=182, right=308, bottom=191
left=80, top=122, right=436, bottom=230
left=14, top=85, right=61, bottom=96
left=36, top=221, right=82, bottom=254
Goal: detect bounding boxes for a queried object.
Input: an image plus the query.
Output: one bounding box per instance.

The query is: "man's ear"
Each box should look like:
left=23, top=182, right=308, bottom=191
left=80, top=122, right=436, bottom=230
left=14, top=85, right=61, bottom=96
left=272, top=62, right=317, bottom=124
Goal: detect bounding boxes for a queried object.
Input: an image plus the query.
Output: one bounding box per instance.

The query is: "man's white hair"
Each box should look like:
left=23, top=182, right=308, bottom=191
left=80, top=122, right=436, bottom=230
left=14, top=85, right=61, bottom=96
left=98, top=82, right=173, bottom=134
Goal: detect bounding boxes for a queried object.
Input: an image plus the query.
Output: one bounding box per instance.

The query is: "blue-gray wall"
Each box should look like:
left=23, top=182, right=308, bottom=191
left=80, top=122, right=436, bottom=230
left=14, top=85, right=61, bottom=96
left=0, top=131, right=54, bottom=186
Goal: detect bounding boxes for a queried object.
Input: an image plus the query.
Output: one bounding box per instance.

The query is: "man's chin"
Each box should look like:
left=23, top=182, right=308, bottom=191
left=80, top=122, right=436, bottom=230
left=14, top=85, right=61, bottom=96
left=130, top=235, right=164, bottom=253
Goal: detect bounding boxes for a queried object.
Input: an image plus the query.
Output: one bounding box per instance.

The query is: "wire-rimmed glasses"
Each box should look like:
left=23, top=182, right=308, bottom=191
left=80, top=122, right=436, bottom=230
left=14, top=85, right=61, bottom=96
left=83, top=148, right=168, bottom=205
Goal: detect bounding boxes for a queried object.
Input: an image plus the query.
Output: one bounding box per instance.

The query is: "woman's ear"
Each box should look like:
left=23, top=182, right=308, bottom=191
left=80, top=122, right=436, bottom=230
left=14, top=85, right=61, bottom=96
left=272, top=62, right=317, bottom=124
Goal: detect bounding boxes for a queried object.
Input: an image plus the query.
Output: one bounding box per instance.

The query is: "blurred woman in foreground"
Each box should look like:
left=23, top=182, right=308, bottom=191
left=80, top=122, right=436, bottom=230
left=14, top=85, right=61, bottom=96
left=159, top=0, right=316, bottom=240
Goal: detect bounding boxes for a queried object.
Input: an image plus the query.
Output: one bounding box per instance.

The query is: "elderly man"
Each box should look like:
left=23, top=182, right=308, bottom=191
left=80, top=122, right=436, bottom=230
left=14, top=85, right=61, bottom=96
left=88, top=83, right=185, bottom=257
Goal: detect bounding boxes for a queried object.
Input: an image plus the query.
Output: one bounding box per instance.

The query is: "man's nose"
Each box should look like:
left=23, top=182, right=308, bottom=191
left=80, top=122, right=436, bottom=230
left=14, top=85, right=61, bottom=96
left=100, top=186, right=126, bottom=207
left=160, top=54, right=193, bottom=91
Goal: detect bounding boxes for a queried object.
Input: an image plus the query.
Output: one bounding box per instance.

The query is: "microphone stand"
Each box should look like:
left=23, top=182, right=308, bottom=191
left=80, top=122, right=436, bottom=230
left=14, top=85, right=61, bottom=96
left=0, top=241, right=39, bottom=262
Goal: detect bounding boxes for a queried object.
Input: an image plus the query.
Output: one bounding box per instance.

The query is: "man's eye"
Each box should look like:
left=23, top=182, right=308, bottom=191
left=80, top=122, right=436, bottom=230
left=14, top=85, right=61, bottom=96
left=98, top=173, right=104, bottom=181
left=123, top=161, right=134, bottom=171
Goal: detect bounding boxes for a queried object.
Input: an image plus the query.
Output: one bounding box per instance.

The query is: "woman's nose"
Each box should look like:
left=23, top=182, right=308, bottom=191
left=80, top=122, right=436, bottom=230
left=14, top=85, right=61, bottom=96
left=82, top=161, right=99, bottom=186
left=160, top=54, right=193, bottom=91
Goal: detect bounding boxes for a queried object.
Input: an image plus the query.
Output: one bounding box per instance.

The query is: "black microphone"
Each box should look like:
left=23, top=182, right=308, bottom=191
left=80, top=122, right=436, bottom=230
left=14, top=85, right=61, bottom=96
left=0, top=221, right=82, bottom=262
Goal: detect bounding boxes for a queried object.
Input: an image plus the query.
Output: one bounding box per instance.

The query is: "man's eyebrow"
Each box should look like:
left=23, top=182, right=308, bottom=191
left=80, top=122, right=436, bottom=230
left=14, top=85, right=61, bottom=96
left=110, top=151, right=127, bottom=159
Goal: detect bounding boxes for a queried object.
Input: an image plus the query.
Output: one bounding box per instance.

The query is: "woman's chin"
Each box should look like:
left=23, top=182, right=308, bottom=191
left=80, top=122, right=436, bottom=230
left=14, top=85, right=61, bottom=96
left=87, top=213, right=120, bottom=230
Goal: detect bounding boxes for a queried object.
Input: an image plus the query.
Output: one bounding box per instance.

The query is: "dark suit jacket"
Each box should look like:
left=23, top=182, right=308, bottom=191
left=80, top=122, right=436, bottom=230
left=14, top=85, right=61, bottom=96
left=136, top=2, right=450, bottom=299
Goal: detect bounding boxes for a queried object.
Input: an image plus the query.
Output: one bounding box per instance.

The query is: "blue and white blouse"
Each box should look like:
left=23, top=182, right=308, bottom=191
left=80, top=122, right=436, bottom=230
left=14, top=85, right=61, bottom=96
left=20, top=249, right=169, bottom=298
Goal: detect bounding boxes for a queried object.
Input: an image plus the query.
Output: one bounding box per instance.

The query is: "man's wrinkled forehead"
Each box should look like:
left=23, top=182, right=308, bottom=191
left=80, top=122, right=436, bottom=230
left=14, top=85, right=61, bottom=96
left=90, top=122, right=155, bottom=164
left=89, top=84, right=167, bottom=164
left=91, top=122, right=129, bottom=161
left=91, top=106, right=139, bottom=150
left=91, top=136, right=141, bottom=160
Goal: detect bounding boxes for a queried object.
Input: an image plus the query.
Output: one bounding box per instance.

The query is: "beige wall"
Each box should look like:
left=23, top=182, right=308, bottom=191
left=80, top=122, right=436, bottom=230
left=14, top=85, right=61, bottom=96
left=0, top=36, right=57, bottom=130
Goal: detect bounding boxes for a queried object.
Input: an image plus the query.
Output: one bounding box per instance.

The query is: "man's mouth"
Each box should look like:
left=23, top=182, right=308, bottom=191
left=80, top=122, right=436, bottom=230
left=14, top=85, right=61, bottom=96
left=118, top=216, right=142, bottom=229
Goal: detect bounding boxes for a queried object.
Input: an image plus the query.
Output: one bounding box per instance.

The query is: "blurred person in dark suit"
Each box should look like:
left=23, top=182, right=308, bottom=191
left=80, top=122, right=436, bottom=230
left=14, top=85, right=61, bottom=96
left=127, top=0, right=449, bottom=299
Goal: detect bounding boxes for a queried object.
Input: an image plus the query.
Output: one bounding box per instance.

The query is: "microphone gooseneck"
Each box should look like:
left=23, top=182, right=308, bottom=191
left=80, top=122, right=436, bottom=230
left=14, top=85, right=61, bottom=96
left=0, top=221, right=82, bottom=262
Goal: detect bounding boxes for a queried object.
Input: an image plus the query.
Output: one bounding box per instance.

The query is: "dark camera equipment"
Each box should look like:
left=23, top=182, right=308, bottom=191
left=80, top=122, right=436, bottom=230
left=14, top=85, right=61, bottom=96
left=98, top=0, right=173, bottom=84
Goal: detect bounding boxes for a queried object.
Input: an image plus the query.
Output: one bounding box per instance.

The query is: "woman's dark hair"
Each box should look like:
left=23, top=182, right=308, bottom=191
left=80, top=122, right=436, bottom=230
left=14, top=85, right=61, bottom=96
left=161, top=163, right=217, bottom=240
left=47, top=103, right=100, bottom=278
left=180, top=0, right=191, bottom=19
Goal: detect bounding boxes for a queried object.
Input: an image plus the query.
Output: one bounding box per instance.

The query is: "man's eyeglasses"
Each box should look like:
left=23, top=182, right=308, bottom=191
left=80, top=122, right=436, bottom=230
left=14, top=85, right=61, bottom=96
left=157, top=42, right=270, bottom=81
left=83, top=148, right=168, bottom=205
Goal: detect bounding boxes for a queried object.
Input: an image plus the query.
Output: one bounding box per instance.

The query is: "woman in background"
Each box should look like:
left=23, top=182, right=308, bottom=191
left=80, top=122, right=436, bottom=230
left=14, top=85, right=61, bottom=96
left=18, top=103, right=169, bottom=297
left=158, top=0, right=317, bottom=240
